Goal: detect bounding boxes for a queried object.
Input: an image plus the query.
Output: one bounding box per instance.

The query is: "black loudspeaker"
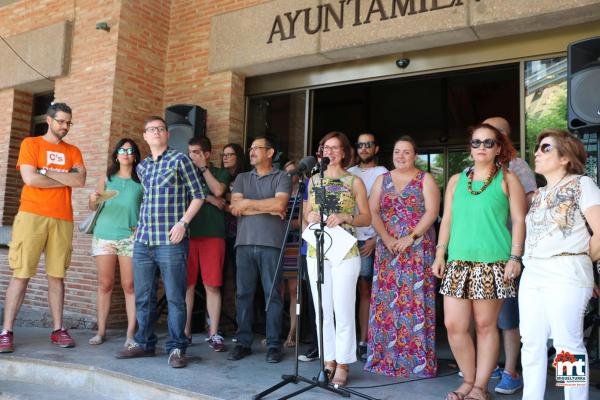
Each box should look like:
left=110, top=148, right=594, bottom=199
left=568, top=37, right=600, bottom=133
left=165, top=104, right=207, bottom=154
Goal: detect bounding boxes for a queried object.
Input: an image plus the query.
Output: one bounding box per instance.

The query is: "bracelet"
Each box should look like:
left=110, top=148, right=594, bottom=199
left=511, top=244, right=523, bottom=249
left=178, top=219, right=189, bottom=229
left=409, top=231, right=420, bottom=241
left=509, top=254, right=522, bottom=263
left=435, top=243, right=447, bottom=249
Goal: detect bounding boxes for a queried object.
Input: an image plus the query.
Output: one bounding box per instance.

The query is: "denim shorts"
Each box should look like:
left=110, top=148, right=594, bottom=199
left=357, top=240, right=375, bottom=278
left=497, top=296, right=520, bottom=330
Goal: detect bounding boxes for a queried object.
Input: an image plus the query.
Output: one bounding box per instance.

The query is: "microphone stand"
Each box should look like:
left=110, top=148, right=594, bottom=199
left=254, top=169, right=348, bottom=399
left=255, top=163, right=377, bottom=400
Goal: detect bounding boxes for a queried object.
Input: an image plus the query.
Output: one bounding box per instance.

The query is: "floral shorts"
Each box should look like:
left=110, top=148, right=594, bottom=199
left=92, top=236, right=134, bottom=257
left=439, top=260, right=516, bottom=300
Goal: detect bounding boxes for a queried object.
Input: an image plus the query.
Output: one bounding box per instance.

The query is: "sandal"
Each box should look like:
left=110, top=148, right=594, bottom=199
left=446, top=381, right=474, bottom=400
left=464, top=386, right=491, bottom=400
left=89, top=334, right=105, bottom=345
left=331, top=363, right=349, bottom=387
left=324, top=360, right=337, bottom=381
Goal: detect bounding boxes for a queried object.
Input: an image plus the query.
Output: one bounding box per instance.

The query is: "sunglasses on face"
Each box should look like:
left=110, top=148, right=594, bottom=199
left=117, top=147, right=135, bottom=155
left=470, top=139, right=497, bottom=149
left=356, top=141, right=375, bottom=149
left=535, top=143, right=554, bottom=154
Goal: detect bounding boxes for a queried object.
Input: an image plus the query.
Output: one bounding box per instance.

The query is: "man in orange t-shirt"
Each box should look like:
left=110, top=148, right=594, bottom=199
left=0, top=103, right=86, bottom=354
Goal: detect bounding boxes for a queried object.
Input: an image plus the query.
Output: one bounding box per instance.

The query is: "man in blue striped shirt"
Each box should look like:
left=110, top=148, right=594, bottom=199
left=117, top=116, right=204, bottom=368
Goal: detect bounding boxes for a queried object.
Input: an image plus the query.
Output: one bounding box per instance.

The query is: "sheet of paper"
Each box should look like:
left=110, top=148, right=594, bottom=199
left=302, top=216, right=357, bottom=267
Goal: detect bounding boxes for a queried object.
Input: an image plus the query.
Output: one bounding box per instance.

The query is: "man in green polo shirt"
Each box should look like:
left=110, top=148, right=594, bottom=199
left=186, top=136, right=230, bottom=352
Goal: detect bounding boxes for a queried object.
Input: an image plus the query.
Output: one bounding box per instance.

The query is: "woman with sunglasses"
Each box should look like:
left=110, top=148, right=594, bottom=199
left=221, top=143, right=248, bottom=341
left=433, top=124, right=527, bottom=400
left=304, top=131, right=371, bottom=387
left=520, top=129, right=600, bottom=400
left=88, top=138, right=143, bottom=346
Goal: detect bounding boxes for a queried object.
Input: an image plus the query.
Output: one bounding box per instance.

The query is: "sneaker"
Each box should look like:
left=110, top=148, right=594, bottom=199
left=0, top=330, right=14, bottom=353
left=266, top=347, right=283, bottom=363
left=116, top=342, right=156, bottom=359
left=228, top=344, right=252, bottom=361
left=357, top=341, right=368, bottom=363
left=208, top=334, right=226, bottom=352
left=50, top=329, right=75, bottom=348
left=298, top=347, right=318, bottom=362
left=168, top=348, right=187, bottom=368
left=459, top=366, right=502, bottom=379
left=495, top=370, right=524, bottom=394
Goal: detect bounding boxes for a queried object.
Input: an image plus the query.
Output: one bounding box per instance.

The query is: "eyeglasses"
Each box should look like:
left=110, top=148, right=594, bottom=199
left=322, top=145, right=342, bottom=153
left=249, top=145, right=270, bottom=152
left=535, top=143, right=554, bottom=154
left=222, top=152, right=236, bottom=158
left=145, top=126, right=167, bottom=134
left=356, top=141, right=375, bottom=149
left=470, top=139, right=497, bottom=149
left=117, top=147, right=135, bottom=155
left=52, top=118, right=74, bottom=127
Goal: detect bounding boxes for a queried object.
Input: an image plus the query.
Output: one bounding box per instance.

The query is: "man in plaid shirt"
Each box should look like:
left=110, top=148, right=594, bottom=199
left=117, top=116, right=204, bottom=368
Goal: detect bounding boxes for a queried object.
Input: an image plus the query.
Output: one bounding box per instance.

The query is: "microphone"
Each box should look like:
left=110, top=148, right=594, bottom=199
left=320, top=157, right=330, bottom=173
left=310, top=156, right=330, bottom=175
left=287, top=155, right=317, bottom=176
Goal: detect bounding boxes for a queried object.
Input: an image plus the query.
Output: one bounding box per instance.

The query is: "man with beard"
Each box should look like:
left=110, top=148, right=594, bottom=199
left=1, top=102, right=86, bottom=353
left=227, top=136, right=291, bottom=363
left=347, top=133, right=387, bottom=362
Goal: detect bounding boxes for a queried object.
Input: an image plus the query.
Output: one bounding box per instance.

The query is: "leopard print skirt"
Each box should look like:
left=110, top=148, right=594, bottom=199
left=439, top=260, right=516, bottom=300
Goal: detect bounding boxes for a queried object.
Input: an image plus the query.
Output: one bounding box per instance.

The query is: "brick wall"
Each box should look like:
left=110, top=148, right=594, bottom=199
left=165, top=0, right=269, bottom=162
left=0, top=0, right=266, bottom=329
left=0, top=0, right=123, bottom=328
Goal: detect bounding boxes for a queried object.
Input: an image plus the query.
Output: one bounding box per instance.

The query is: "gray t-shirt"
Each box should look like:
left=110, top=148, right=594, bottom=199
left=232, top=168, right=291, bottom=249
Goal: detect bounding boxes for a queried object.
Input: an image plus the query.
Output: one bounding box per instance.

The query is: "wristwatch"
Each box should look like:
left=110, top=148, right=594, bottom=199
left=39, top=167, right=48, bottom=176
left=178, top=219, right=189, bottom=229
left=199, top=166, right=207, bottom=173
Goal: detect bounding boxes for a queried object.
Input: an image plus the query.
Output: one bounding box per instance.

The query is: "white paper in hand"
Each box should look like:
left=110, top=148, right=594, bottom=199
left=301, top=215, right=357, bottom=267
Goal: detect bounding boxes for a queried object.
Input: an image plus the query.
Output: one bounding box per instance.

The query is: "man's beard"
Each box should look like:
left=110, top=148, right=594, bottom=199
left=359, top=154, right=376, bottom=164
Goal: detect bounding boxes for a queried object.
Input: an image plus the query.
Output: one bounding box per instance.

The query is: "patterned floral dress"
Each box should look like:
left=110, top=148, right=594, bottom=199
left=364, top=171, right=437, bottom=377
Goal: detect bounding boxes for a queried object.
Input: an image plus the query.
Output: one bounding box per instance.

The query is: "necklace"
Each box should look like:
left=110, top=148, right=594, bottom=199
left=467, top=166, right=497, bottom=195
left=540, top=173, right=569, bottom=202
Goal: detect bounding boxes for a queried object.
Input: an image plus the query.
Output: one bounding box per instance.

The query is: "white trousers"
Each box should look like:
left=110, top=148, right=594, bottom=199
left=519, top=269, right=592, bottom=400
left=307, top=256, right=361, bottom=364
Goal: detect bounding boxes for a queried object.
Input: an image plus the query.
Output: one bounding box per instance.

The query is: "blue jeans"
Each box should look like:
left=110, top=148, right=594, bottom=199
left=235, top=245, right=283, bottom=349
left=133, top=240, right=188, bottom=353
left=357, top=240, right=375, bottom=278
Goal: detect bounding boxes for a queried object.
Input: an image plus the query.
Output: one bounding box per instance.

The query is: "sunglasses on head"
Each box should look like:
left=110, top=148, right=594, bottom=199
left=356, top=141, right=375, bottom=149
left=535, top=143, right=553, bottom=154
left=470, top=139, right=497, bottom=149
left=117, top=147, right=135, bottom=155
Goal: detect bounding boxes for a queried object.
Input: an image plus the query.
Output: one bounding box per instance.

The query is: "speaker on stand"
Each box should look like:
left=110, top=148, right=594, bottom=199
left=165, top=104, right=207, bottom=154
left=568, top=36, right=600, bottom=388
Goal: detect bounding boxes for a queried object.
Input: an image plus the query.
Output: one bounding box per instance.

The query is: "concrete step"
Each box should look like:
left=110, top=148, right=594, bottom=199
left=0, top=380, right=113, bottom=400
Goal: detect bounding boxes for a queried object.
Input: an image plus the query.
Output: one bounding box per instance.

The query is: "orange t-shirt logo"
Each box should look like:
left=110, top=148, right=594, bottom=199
left=47, top=151, right=66, bottom=166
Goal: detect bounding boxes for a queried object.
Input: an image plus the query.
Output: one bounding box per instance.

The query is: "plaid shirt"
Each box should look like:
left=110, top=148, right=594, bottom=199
left=135, top=148, right=204, bottom=245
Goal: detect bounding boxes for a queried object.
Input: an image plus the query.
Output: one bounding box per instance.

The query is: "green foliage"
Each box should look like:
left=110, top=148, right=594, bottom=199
left=525, top=90, right=567, bottom=167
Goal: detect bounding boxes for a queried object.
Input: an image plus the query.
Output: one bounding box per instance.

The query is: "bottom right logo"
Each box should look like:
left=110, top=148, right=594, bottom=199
left=553, top=350, right=587, bottom=387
